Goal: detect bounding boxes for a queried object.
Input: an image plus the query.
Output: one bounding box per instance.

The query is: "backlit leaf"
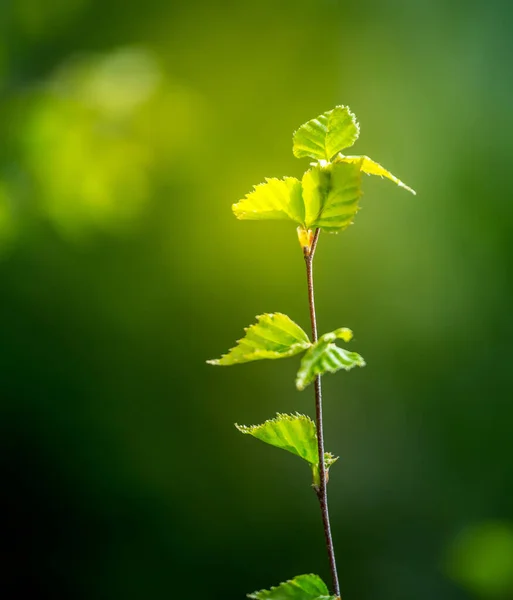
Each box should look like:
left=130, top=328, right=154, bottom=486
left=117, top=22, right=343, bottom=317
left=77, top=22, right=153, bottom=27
left=235, top=413, right=338, bottom=486
left=232, top=177, right=304, bottom=223
left=293, top=106, right=360, bottom=161
left=302, top=161, right=363, bottom=233
left=207, top=313, right=310, bottom=366
left=248, top=573, right=335, bottom=600
left=336, top=154, right=416, bottom=195
left=296, top=328, right=365, bottom=390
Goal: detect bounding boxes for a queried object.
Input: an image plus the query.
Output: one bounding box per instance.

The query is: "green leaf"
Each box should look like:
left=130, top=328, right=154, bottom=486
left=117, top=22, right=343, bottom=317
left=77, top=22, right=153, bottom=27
left=235, top=413, right=338, bottom=486
left=234, top=163, right=363, bottom=234
left=236, top=413, right=318, bottom=464
left=296, top=328, right=365, bottom=391
left=293, top=106, right=360, bottom=162
left=248, top=573, right=335, bottom=600
left=207, top=313, right=310, bottom=366
left=302, top=161, right=363, bottom=233
left=336, top=154, right=416, bottom=195
left=232, top=177, right=304, bottom=224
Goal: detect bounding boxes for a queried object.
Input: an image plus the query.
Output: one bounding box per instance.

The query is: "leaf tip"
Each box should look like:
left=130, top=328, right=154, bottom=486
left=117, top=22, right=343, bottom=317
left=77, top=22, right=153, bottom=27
left=402, top=182, right=417, bottom=195
left=295, top=377, right=306, bottom=392
left=235, top=423, right=251, bottom=434
left=231, top=203, right=243, bottom=218
left=332, top=327, right=353, bottom=343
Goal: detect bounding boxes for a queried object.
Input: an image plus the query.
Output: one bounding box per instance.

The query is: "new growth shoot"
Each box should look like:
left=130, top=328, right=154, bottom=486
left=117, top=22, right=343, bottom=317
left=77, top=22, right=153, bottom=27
left=208, top=106, right=415, bottom=600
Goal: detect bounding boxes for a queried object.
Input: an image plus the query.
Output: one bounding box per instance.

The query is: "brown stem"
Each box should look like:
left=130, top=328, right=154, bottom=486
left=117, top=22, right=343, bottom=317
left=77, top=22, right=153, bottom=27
left=304, top=228, right=341, bottom=598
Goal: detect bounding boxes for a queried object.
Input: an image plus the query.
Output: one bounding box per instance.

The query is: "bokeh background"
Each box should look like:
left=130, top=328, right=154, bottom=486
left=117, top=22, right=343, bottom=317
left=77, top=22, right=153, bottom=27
left=2, top=0, right=513, bottom=598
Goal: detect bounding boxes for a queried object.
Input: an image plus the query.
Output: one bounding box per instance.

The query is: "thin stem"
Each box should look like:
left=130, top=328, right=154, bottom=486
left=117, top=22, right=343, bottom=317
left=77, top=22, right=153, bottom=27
left=304, top=228, right=341, bottom=598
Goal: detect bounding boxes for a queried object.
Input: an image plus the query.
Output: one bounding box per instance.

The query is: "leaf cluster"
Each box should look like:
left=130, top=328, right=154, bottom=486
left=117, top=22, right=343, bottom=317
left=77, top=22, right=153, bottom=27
left=207, top=313, right=364, bottom=391
left=233, top=106, right=415, bottom=246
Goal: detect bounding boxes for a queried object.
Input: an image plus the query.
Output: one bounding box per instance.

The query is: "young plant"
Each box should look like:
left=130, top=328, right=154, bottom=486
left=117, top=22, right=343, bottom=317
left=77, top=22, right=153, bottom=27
left=208, top=106, right=415, bottom=599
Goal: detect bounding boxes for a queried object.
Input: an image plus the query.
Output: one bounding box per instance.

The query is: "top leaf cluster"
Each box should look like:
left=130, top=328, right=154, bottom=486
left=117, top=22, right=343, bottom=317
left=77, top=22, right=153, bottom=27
left=233, top=106, right=415, bottom=239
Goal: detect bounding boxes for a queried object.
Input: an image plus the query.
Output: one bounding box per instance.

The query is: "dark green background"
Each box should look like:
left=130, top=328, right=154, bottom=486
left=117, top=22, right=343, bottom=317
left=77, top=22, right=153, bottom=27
left=2, top=1, right=513, bottom=598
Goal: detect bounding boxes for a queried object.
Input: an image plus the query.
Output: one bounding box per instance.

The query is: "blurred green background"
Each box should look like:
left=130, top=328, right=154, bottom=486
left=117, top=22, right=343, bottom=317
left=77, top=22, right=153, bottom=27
left=2, top=0, right=513, bottom=598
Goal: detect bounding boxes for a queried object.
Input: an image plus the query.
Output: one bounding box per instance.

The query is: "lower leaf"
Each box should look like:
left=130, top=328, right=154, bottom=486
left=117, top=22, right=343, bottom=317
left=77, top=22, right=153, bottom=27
left=235, top=413, right=338, bottom=486
left=296, top=328, right=365, bottom=390
left=248, top=573, right=337, bottom=600
left=207, top=313, right=310, bottom=366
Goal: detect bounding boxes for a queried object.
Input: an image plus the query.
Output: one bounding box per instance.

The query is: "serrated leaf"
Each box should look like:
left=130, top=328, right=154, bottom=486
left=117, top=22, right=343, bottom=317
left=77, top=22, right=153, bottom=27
left=233, top=177, right=304, bottom=223
left=296, top=328, right=365, bottom=391
left=234, top=163, right=363, bottom=234
left=248, top=573, right=335, bottom=600
left=302, top=162, right=363, bottom=233
left=207, top=313, right=310, bottom=366
left=235, top=413, right=338, bottom=486
left=293, top=106, right=360, bottom=161
left=336, top=154, right=416, bottom=195
left=236, top=413, right=318, bottom=464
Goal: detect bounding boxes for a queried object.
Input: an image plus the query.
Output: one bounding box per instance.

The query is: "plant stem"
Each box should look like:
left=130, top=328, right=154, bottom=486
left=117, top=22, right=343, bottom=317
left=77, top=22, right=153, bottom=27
left=304, top=228, right=341, bottom=598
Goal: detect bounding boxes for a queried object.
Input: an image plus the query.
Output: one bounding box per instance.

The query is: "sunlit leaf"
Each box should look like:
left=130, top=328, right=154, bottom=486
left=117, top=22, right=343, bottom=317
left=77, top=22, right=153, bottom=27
left=296, top=328, right=365, bottom=390
left=234, top=109, right=415, bottom=231
left=235, top=413, right=338, bottom=486
left=293, top=106, right=360, bottom=161
left=232, top=177, right=304, bottom=223
left=207, top=313, right=310, bottom=366
left=302, top=161, right=363, bottom=233
left=248, top=573, right=335, bottom=600
left=336, top=154, right=416, bottom=195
